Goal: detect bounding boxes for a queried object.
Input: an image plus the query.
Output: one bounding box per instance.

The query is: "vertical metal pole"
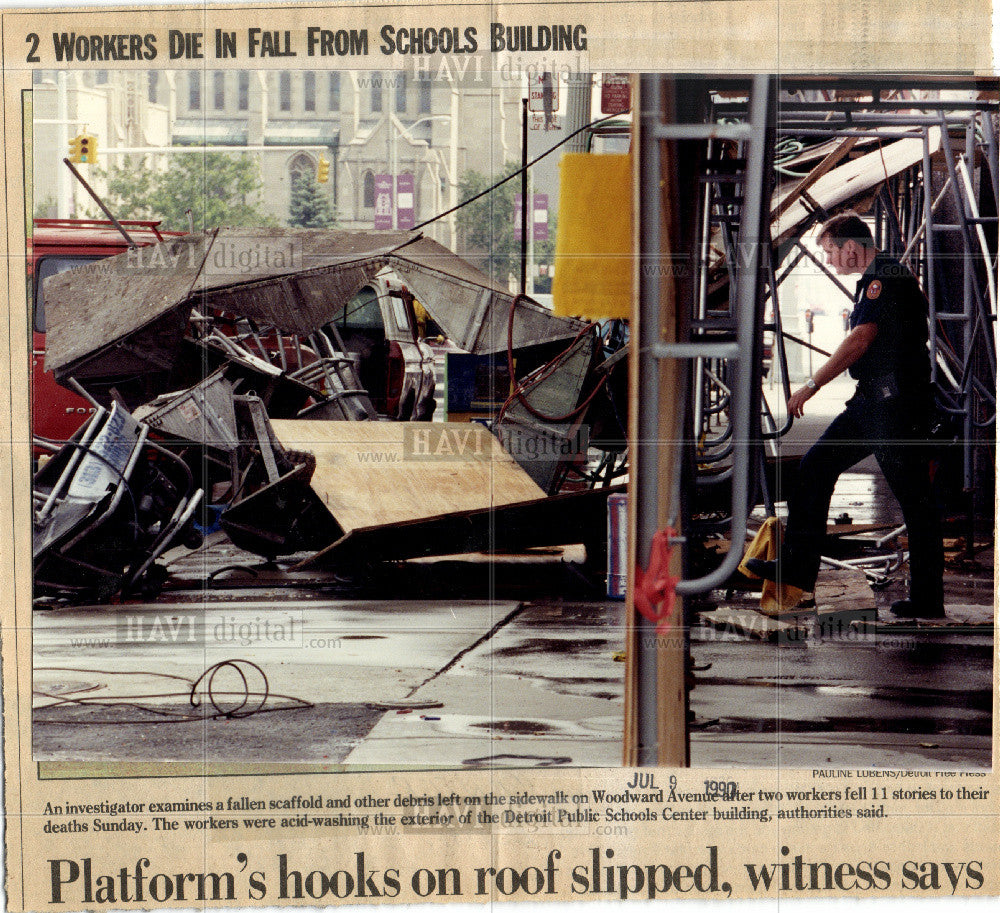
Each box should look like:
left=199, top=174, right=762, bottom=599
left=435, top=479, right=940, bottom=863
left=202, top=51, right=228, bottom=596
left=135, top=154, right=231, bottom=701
left=57, top=72, right=70, bottom=218
left=449, top=88, right=459, bottom=250
left=981, top=111, right=999, bottom=212
left=692, top=140, right=714, bottom=453
left=527, top=168, right=535, bottom=296
left=937, top=113, right=996, bottom=378
left=520, top=98, right=528, bottom=296
left=921, top=129, right=939, bottom=386
left=634, top=74, right=663, bottom=768
left=962, top=118, right=976, bottom=555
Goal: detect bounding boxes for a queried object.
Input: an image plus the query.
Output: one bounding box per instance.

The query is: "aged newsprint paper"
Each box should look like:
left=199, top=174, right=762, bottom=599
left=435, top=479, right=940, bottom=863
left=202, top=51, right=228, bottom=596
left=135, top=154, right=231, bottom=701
left=1, top=1, right=998, bottom=912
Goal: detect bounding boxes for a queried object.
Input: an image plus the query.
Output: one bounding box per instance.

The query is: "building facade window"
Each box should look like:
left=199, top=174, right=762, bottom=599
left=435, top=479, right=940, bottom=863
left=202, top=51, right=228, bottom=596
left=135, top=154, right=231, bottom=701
left=362, top=170, right=375, bottom=208
left=148, top=71, right=158, bottom=104
left=418, top=77, right=432, bottom=114
left=395, top=74, right=407, bottom=113
left=238, top=71, right=249, bottom=111
left=279, top=72, right=292, bottom=112
left=328, top=73, right=340, bottom=111
left=95, top=71, right=108, bottom=84
left=289, top=152, right=314, bottom=187
left=370, top=73, right=382, bottom=113
left=213, top=71, right=225, bottom=110
left=189, top=72, right=201, bottom=110
left=304, top=72, right=316, bottom=112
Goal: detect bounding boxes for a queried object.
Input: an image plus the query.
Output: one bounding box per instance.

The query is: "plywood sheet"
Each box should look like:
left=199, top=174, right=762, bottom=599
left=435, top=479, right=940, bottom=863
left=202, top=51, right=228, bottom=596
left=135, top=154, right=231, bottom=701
left=269, top=420, right=544, bottom=533
left=298, top=483, right=625, bottom=569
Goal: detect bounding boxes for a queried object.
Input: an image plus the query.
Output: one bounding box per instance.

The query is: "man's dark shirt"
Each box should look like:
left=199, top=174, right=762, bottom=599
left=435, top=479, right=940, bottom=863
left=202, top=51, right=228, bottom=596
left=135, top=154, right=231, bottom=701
left=848, top=252, right=931, bottom=396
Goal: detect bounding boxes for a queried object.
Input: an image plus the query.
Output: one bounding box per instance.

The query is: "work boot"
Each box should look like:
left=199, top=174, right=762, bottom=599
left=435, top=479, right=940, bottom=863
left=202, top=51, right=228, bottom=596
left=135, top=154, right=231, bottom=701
left=743, top=557, right=814, bottom=592
left=889, top=599, right=946, bottom=619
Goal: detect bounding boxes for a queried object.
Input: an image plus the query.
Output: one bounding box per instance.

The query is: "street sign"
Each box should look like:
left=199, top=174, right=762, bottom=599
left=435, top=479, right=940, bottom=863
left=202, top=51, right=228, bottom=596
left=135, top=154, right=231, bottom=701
left=527, top=73, right=558, bottom=113
left=374, top=174, right=393, bottom=230
left=601, top=74, right=631, bottom=115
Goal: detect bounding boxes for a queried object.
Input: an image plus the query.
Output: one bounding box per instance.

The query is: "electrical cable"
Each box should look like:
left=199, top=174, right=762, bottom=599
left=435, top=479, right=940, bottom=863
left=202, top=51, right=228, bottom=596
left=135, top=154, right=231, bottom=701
left=413, top=111, right=624, bottom=231
left=32, top=660, right=312, bottom=724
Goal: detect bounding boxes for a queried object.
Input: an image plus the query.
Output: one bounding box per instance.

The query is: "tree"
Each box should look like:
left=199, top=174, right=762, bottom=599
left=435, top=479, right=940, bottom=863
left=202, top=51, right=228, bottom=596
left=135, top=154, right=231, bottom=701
left=98, top=152, right=277, bottom=232
left=288, top=172, right=336, bottom=228
left=456, top=162, right=556, bottom=290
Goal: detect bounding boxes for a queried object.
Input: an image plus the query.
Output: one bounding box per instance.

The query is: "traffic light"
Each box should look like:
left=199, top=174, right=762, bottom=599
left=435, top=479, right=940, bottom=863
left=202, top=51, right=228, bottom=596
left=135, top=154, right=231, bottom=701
left=317, top=155, right=330, bottom=183
left=68, top=132, right=97, bottom=164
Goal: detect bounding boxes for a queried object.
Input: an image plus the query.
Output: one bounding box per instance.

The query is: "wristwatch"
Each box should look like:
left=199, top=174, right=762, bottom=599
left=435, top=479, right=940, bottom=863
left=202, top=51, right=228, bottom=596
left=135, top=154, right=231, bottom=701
left=805, top=378, right=818, bottom=391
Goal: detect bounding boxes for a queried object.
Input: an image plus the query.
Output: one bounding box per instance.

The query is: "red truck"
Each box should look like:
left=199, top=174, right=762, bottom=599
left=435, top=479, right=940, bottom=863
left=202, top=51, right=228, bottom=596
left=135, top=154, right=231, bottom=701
left=29, top=218, right=182, bottom=444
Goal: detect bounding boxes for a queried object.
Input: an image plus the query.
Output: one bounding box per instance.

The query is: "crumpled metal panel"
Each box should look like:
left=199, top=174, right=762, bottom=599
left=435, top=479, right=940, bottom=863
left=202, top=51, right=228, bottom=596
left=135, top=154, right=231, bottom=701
left=193, top=227, right=419, bottom=287
left=45, top=231, right=217, bottom=373
left=386, top=237, right=587, bottom=354
left=201, top=261, right=385, bottom=334
left=189, top=227, right=420, bottom=331
left=45, top=227, right=587, bottom=382
left=45, top=229, right=420, bottom=371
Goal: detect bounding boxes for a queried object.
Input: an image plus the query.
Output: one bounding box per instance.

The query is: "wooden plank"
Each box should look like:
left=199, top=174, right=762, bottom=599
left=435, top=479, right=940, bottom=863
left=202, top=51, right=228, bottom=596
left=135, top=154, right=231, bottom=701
left=772, top=130, right=941, bottom=245
left=296, top=484, right=624, bottom=568
left=269, top=420, right=544, bottom=533
left=772, top=137, right=859, bottom=221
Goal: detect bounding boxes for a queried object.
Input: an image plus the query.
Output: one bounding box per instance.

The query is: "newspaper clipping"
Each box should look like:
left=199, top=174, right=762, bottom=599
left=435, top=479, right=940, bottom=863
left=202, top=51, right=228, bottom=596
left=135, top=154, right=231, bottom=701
left=1, top=1, right=998, bottom=911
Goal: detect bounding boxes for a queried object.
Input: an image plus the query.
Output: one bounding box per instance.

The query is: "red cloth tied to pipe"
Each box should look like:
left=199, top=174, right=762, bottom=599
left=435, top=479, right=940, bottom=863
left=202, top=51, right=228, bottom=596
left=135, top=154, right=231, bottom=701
left=634, top=527, right=681, bottom=633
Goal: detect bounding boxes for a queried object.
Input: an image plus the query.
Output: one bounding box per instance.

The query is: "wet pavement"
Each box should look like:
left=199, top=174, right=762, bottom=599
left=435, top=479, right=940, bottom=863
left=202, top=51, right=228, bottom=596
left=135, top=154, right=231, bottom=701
left=33, top=569, right=992, bottom=769
left=32, top=375, right=994, bottom=769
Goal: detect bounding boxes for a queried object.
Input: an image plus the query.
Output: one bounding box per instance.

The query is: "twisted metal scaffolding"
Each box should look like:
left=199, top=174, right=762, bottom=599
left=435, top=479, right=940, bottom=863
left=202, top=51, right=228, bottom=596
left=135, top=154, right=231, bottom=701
left=630, top=75, right=998, bottom=765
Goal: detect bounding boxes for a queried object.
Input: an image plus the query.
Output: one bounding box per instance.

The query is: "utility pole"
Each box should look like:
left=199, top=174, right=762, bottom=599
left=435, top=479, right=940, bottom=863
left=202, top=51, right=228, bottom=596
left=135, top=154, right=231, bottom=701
left=520, top=97, right=528, bottom=295
left=57, top=72, right=69, bottom=218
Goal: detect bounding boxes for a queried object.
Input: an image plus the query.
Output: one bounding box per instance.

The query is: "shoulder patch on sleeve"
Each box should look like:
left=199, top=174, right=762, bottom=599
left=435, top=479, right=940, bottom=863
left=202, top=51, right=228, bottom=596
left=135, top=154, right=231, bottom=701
left=866, top=279, right=882, bottom=300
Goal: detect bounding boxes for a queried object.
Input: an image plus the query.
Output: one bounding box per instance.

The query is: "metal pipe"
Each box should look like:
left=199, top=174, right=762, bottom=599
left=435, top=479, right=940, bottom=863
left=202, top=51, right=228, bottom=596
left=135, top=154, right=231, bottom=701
left=899, top=175, right=953, bottom=265
left=937, top=113, right=996, bottom=379
left=692, top=139, right=715, bottom=446
left=961, top=121, right=977, bottom=515
left=777, top=111, right=985, bottom=125
left=635, top=74, right=663, bottom=768
left=981, top=112, right=999, bottom=212
left=794, top=240, right=855, bottom=301
left=519, top=98, right=528, bottom=296
left=957, top=156, right=998, bottom=313
left=818, top=553, right=888, bottom=584
left=676, top=74, right=773, bottom=596
left=66, top=377, right=102, bottom=411
left=62, top=158, right=137, bottom=249
left=36, top=408, right=107, bottom=521
left=777, top=128, right=925, bottom=140
left=921, top=130, right=940, bottom=386
left=761, top=245, right=793, bottom=439
left=718, top=99, right=997, bottom=114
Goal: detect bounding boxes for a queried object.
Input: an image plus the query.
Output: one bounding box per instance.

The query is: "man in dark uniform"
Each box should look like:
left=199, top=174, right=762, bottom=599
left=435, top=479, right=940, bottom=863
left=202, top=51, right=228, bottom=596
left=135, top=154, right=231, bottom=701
left=747, top=212, right=944, bottom=618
